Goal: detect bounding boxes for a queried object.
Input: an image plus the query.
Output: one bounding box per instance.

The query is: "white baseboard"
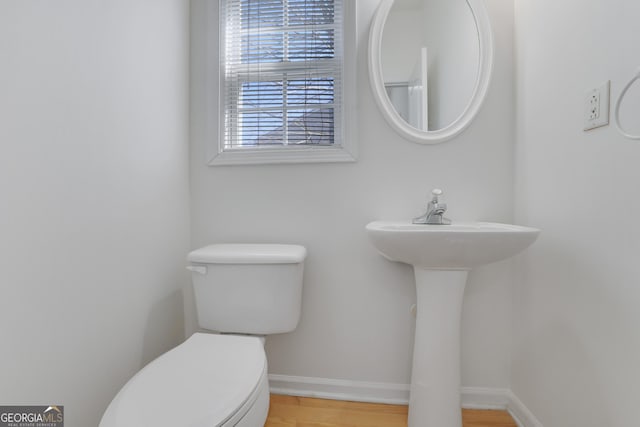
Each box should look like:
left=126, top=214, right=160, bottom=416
left=460, top=386, right=510, bottom=410
left=268, top=375, right=543, bottom=427
left=506, top=390, right=544, bottom=427
left=268, top=374, right=410, bottom=405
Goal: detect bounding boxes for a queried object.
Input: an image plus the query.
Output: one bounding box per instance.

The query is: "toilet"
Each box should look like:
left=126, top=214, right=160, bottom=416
left=100, top=243, right=307, bottom=427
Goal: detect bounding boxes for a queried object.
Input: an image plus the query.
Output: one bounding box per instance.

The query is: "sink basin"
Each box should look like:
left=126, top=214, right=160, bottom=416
left=366, top=220, right=540, bottom=270
left=365, top=219, right=539, bottom=427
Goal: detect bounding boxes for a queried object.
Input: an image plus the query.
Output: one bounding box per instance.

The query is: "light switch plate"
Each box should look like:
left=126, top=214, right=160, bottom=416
left=584, top=80, right=610, bottom=131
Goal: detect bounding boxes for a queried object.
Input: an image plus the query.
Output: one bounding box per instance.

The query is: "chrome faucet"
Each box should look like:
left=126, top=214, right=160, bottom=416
left=412, top=189, right=451, bottom=225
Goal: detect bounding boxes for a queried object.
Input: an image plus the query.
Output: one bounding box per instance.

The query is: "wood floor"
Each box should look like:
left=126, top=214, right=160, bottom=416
left=265, top=395, right=518, bottom=427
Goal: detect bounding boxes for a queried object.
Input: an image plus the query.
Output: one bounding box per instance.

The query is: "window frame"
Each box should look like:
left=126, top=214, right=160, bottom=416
left=208, top=0, right=357, bottom=166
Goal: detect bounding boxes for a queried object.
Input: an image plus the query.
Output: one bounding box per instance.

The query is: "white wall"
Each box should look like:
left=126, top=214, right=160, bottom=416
left=0, top=1, right=190, bottom=426
left=190, top=0, right=516, bottom=390
left=513, top=0, right=640, bottom=426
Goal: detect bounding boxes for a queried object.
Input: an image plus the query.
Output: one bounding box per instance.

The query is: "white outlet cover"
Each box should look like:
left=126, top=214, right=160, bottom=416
left=584, top=80, right=610, bottom=131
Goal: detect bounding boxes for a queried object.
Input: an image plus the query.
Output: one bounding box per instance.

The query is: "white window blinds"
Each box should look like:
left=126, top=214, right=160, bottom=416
left=221, top=0, right=344, bottom=148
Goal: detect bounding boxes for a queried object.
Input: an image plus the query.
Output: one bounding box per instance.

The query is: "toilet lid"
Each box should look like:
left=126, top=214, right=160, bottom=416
left=100, top=333, right=266, bottom=427
left=188, top=243, right=307, bottom=264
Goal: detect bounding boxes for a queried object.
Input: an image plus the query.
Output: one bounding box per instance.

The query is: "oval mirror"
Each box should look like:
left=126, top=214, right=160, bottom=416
left=369, top=0, right=493, bottom=144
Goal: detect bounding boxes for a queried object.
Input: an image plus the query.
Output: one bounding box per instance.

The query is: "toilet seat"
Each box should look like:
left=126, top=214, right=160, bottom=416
left=99, top=333, right=268, bottom=427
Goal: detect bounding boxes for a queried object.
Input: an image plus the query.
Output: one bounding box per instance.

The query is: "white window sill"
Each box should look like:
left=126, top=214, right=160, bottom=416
left=208, top=145, right=357, bottom=166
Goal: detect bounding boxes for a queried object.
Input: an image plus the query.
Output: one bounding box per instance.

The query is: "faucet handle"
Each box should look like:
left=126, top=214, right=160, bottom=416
left=431, top=188, right=443, bottom=202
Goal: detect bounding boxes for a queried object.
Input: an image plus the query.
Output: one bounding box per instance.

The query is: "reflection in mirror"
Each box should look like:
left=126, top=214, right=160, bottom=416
left=381, top=0, right=479, bottom=131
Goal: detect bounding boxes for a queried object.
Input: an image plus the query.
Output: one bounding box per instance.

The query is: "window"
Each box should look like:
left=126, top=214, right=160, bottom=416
left=210, top=0, right=357, bottom=165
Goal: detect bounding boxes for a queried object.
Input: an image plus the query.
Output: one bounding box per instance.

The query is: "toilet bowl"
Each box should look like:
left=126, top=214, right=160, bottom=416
left=100, top=244, right=306, bottom=427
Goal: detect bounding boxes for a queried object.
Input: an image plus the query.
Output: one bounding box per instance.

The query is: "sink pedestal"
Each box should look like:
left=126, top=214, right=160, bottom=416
left=409, top=268, right=468, bottom=427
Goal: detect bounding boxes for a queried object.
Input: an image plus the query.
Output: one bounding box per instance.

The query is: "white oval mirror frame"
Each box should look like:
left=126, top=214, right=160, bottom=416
left=369, top=0, right=494, bottom=144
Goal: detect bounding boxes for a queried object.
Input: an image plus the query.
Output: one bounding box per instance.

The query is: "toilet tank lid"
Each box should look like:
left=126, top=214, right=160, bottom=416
left=188, top=244, right=307, bottom=264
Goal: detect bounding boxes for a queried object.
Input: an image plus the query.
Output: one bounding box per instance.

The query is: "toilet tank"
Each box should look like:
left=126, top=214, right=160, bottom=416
left=187, top=244, right=306, bottom=335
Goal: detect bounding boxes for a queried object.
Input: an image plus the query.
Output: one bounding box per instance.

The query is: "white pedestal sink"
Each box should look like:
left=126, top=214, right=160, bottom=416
left=366, top=221, right=539, bottom=427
